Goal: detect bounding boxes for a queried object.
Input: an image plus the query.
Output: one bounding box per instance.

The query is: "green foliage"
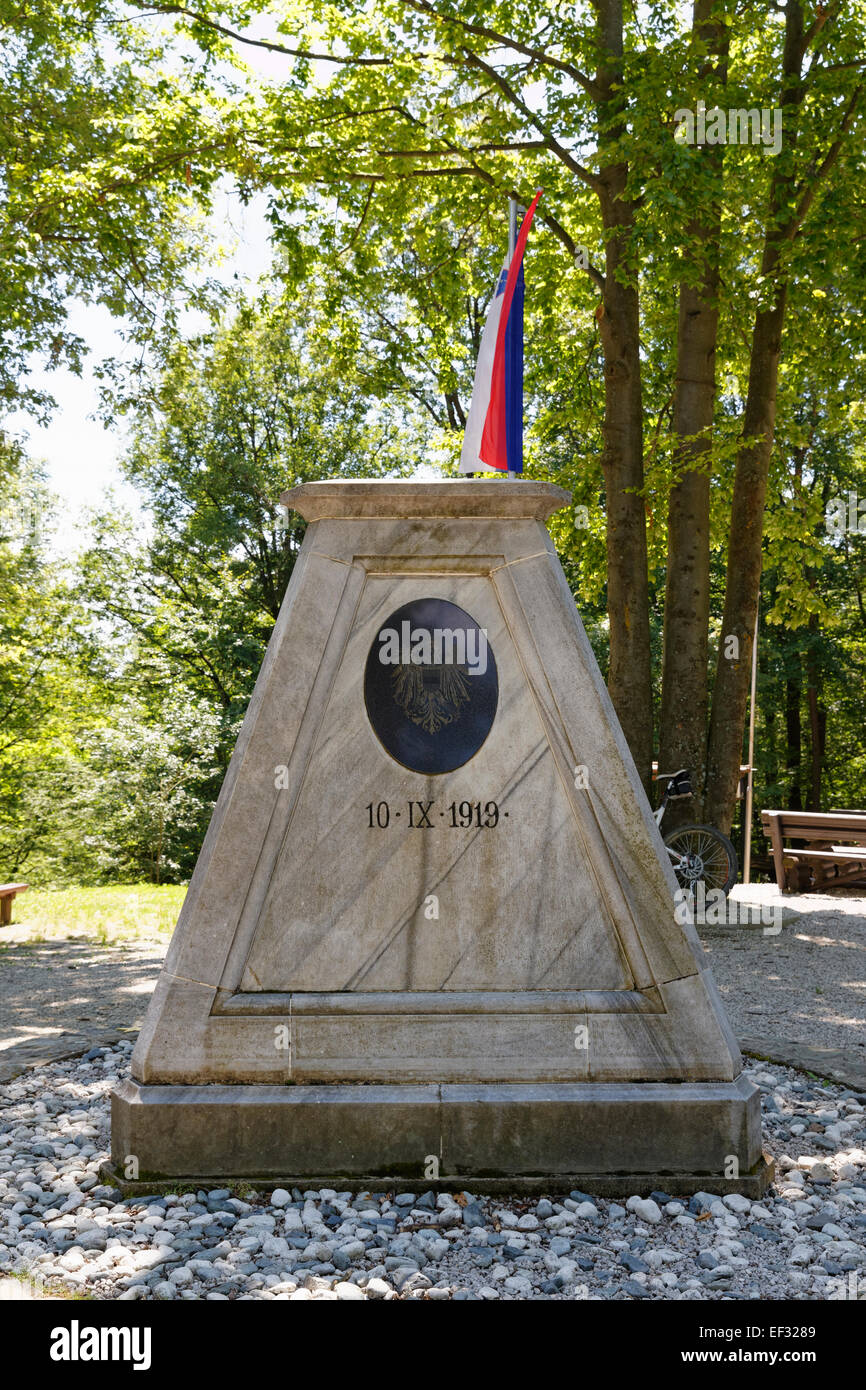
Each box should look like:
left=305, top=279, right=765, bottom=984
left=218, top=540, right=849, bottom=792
left=0, top=441, right=221, bottom=883
left=52, top=696, right=224, bottom=884
left=1, top=283, right=425, bottom=883
left=0, top=439, right=89, bottom=872
left=0, top=0, right=229, bottom=416
left=79, top=285, right=420, bottom=721
left=2, top=1, right=866, bottom=883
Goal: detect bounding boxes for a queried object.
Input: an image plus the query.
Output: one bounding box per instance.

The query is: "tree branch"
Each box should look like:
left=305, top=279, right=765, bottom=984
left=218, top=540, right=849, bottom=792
left=802, top=0, right=844, bottom=49
left=537, top=210, right=605, bottom=290
left=400, top=0, right=601, bottom=100
left=460, top=48, right=602, bottom=193
left=789, top=81, right=864, bottom=237
left=145, top=4, right=393, bottom=64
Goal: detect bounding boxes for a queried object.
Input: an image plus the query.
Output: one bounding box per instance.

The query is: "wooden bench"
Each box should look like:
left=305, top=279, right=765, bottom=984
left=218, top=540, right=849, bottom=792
left=0, top=882, right=28, bottom=925
left=761, top=811, right=866, bottom=893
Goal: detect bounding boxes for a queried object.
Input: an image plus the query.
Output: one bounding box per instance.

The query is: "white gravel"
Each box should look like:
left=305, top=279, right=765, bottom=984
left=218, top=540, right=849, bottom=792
left=1, top=1046, right=865, bottom=1300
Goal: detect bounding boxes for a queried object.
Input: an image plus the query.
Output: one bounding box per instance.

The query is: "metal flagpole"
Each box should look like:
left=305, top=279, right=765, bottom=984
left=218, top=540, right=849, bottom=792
left=506, top=198, right=519, bottom=479
left=743, top=601, right=760, bottom=884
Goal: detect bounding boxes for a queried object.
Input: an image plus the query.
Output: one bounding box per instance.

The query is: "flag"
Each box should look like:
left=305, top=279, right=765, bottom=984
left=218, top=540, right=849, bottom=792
left=459, top=190, right=542, bottom=474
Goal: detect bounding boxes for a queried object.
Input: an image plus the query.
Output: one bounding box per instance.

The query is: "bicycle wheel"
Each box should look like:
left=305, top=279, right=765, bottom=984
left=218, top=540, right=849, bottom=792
left=663, top=823, right=738, bottom=897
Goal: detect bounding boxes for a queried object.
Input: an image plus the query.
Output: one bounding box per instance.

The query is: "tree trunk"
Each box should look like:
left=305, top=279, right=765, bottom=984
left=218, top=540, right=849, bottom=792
left=658, top=0, right=729, bottom=828
left=658, top=280, right=715, bottom=822
left=806, top=685, right=825, bottom=811
left=805, top=614, right=825, bottom=810
left=785, top=660, right=803, bottom=811
left=596, top=197, right=651, bottom=789
left=594, top=0, right=652, bottom=790
left=705, top=1, right=808, bottom=833
left=705, top=293, right=788, bottom=833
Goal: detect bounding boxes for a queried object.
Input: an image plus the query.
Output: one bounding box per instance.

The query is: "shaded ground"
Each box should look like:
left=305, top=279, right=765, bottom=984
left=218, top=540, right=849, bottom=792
left=702, top=884, right=866, bottom=1085
left=0, top=939, right=166, bottom=1081
left=0, top=882, right=864, bottom=1086
left=0, top=884, right=181, bottom=1080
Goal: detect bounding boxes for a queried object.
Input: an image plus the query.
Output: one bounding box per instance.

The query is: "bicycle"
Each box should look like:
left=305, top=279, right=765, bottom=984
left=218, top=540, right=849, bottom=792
left=653, top=768, right=738, bottom=898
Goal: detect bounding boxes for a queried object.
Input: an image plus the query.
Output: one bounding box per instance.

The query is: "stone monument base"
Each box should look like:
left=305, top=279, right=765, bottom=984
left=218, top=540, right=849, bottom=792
left=108, top=1077, right=773, bottom=1196
left=113, top=482, right=773, bottom=1200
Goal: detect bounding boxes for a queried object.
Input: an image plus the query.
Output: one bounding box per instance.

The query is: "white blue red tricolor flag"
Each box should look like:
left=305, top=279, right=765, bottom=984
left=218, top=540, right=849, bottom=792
left=459, top=189, right=542, bottom=474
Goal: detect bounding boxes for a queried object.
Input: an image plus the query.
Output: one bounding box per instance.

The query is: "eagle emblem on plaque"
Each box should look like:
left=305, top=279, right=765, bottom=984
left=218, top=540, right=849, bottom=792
left=392, top=660, right=471, bottom=735
left=364, top=597, right=498, bottom=774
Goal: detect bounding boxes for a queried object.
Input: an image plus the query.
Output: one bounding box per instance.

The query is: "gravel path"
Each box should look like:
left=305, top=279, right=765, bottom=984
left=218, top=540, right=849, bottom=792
left=1, top=886, right=864, bottom=1300
left=701, top=886, right=866, bottom=1067
left=0, top=939, right=165, bottom=1081
left=1, top=1047, right=865, bottom=1301
left=2, top=888, right=864, bottom=1083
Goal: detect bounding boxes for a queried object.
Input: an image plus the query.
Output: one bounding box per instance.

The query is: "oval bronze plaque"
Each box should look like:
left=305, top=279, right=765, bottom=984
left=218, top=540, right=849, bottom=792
left=364, top=598, right=498, bottom=774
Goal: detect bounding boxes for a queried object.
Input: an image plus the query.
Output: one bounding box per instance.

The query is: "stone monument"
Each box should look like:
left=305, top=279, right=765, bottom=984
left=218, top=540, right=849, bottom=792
left=110, top=479, right=770, bottom=1194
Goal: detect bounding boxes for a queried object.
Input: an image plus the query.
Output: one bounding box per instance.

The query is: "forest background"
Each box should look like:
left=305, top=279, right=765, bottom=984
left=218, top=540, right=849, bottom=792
left=2, top=0, right=865, bottom=886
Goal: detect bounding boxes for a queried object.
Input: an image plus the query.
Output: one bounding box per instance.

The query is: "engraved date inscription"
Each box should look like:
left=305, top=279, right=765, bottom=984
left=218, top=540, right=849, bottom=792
left=365, top=800, right=507, bottom=828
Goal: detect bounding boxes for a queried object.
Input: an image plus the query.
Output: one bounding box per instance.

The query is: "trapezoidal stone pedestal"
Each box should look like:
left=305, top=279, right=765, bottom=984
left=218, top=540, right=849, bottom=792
left=109, top=479, right=770, bottom=1196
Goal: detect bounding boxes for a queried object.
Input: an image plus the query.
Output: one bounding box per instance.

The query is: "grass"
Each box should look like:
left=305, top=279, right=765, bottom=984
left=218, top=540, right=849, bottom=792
left=0, top=1270, right=92, bottom=1301
left=4, top=883, right=187, bottom=945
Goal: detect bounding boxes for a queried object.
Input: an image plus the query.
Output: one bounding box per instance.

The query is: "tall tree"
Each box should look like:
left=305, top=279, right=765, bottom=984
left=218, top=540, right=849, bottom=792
left=706, top=0, right=864, bottom=830
left=0, top=441, right=89, bottom=873
left=79, top=286, right=419, bottom=721
left=0, top=0, right=225, bottom=416
left=154, top=1, right=866, bottom=813
left=658, top=0, right=729, bottom=821
left=147, top=0, right=657, bottom=784
left=591, top=0, right=652, bottom=787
